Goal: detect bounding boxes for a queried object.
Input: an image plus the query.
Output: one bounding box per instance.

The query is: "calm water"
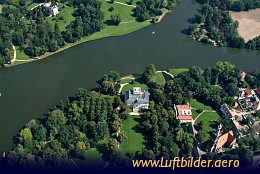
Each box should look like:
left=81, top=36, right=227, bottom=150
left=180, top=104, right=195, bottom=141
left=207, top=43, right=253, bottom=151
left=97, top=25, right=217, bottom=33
left=0, top=0, right=259, bottom=152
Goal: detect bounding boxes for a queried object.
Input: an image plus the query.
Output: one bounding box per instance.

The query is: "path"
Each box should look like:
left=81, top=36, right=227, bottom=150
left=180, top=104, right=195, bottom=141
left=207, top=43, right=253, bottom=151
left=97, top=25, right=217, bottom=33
left=106, top=0, right=136, bottom=8
left=157, top=10, right=168, bottom=23
left=156, top=70, right=174, bottom=78
left=118, top=83, right=129, bottom=94
left=11, top=45, right=16, bottom=64
left=193, top=110, right=216, bottom=123
left=120, top=20, right=135, bottom=24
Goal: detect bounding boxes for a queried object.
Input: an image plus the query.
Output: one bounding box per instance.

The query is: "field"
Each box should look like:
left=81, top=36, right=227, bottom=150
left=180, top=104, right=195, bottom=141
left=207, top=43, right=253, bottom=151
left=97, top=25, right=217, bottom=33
left=120, top=116, right=145, bottom=154
left=230, top=9, right=260, bottom=42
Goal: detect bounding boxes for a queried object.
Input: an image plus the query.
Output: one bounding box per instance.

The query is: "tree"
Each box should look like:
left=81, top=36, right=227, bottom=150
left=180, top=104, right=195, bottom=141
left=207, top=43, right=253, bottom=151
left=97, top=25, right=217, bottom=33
left=143, top=64, right=157, bottom=83
left=196, top=131, right=210, bottom=144
left=19, top=128, right=33, bottom=142
left=110, top=14, right=121, bottom=26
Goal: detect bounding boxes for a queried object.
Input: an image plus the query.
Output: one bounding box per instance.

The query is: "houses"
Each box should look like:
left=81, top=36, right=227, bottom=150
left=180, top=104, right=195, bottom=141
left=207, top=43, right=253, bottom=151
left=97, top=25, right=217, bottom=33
left=238, top=88, right=260, bottom=112
left=174, top=104, right=193, bottom=123
left=211, top=124, right=236, bottom=152
left=220, top=103, right=250, bottom=138
left=220, top=103, right=234, bottom=120
left=125, top=87, right=150, bottom=113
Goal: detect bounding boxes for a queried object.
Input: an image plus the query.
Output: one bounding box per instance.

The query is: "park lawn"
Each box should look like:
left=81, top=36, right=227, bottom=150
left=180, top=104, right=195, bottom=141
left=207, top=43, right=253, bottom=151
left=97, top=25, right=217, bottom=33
left=120, top=78, right=133, bottom=84
left=168, top=68, right=188, bottom=76
left=152, top=72, right=166, bottom=85
left=195, top=112, right=222, bottom=132
left=121, top=116, right=145, bottom=154
left=117, top=0, right=139, bottom=5
left=121, top=80, right=148, bottom=94
left=192, top=109, right=200, bottom=120
left=101, top=1, right=136, bottom=22
left=47, top=4, right=76, bottom=31
left=190, top=99, right=213, bottom=111
left=73, top=148, right=106, bottom=168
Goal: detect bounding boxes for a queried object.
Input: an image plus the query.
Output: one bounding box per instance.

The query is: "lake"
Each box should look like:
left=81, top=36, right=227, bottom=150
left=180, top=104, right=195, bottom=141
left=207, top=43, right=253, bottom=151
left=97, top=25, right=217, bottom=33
left=0, top=0, right=259, bottom=152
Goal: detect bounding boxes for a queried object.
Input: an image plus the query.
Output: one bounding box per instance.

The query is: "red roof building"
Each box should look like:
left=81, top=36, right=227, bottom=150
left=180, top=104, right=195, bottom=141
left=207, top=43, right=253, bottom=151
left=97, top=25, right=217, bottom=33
left=174, top=104, right=193, bottom=123
left=214, top=126, right=236, bottom=152
left=245, top=88, right=251, bottom=96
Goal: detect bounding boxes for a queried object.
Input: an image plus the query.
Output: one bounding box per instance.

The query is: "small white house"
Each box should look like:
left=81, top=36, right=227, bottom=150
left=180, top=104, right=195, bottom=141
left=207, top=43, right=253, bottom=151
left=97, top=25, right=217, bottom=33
left=50, top=5, right=59, bottom=16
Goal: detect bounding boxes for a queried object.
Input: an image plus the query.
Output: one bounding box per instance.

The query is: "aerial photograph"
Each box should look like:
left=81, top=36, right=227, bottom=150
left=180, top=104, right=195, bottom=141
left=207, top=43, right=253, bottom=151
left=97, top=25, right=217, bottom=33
left=0, top=0, right=259, bottom=173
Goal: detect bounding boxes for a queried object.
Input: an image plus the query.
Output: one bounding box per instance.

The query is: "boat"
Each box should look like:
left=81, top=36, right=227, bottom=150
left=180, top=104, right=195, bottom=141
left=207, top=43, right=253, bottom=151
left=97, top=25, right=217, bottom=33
left=152, top=31, right=155, bottom=35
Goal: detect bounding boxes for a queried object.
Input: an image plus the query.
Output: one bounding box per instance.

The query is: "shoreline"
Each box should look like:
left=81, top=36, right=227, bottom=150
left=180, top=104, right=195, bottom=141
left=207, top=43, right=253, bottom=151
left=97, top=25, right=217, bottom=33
left=5, top=11, right=170, bottom=68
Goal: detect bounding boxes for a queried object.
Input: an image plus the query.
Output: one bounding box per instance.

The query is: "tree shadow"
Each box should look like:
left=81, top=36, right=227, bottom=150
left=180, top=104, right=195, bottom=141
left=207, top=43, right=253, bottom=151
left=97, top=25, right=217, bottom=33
left=96, top=143, right=110, bottom=161
left=132, top=117, right=152, bottom=149
left=103, top=20, right=117, bottom=26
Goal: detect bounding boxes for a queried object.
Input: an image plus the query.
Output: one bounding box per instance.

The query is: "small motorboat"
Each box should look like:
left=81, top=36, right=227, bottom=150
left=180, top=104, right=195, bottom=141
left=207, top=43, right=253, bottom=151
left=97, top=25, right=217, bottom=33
left=152, top=31, right=155, bottom=35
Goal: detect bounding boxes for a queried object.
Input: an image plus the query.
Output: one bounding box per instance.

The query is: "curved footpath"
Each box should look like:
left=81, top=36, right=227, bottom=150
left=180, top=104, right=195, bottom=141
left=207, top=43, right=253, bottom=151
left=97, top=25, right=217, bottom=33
left=11, top=45, right=16, bottom=64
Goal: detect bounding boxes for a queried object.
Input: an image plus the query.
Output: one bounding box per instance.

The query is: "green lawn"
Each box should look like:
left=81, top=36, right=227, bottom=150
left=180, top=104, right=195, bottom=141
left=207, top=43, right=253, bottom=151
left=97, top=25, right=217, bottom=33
left=192, top=109, right=200, bottom=120
left=195, top=112, right=222, bottom=132
left=168, top=68, right=188, bottom=76
left=47, top=4, right=76, bottom=31
left=121, top=80, right=148, bottom=94
left=102, top=1, right=135, bottom=22
left=117, top=0, right=139, bottom=5
left=73, top=148, right=106, bottom=169
left=120, top=78, right=133, bottom=84
left=152, top=72, right=166, bottom=85
left=121, top=116, right=145, bottom=154
left=190, top=99, right=213, bottom=111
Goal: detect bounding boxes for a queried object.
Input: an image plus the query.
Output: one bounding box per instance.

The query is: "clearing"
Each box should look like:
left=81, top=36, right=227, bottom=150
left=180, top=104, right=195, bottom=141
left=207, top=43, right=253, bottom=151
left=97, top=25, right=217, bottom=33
left=230, top=9, right=260, bottom=42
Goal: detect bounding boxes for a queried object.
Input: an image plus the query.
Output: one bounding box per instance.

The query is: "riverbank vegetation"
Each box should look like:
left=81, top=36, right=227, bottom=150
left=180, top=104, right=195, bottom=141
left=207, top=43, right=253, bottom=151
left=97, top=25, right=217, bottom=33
left=133, top=0, right=176, bottom=22
left=188, top=0, right=260, bottom=51
left=3, top=62, right=259, bottom=169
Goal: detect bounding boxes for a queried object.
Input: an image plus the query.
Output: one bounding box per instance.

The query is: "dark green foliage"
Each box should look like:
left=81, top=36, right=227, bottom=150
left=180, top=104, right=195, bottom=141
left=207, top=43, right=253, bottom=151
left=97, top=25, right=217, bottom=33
left=143, top=64, right=157, bottom=84
left=110, top=14, right=121, bottom=26
left=189, top=3, right=245, bottom=48
left=98, top=71, right=121, bottom=95
left=7, top=88, right=123, bottom=168
left=0, top=0, right=104, bottom=65
left=133, top=0, right=175, bottom=22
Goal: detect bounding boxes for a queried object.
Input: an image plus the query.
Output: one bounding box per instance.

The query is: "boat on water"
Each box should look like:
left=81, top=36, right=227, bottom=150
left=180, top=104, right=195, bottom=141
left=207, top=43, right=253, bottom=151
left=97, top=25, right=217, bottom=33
left=152, top=31, right=155, bottom=35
